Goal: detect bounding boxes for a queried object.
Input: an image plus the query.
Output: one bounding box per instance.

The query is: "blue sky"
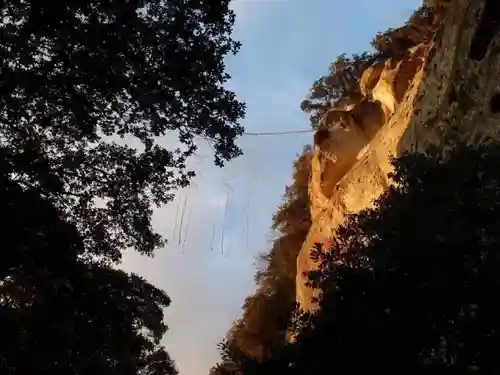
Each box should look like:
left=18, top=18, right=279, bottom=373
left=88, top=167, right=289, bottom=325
left=122, top=1, right=419, bottom=374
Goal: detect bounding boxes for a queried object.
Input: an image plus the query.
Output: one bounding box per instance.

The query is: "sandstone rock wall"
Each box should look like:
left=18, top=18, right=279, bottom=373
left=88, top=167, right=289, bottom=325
left=297, top=0, right=500, bottom=311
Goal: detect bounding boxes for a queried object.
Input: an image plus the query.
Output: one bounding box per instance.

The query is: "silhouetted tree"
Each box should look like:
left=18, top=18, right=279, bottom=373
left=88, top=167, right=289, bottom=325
left=0, top=0, right=245, bottom=261
left=0, top=149, right=176, bottom=375
left=212, top=338, right=288, bottom=375
left=211, top=339, right=258, bottom=375
left=291, top=140, right=500, bottom=375
left=300, top=53, right=374, bottom=128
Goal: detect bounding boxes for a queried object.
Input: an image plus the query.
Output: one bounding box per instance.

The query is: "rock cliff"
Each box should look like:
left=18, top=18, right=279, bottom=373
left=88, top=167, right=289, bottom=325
left=297, top=0, right=500, bottom=311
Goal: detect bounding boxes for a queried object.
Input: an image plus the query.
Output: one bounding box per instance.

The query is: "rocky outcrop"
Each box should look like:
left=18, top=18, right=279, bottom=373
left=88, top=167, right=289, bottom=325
left=362, top=45, right=427, bottom=120
left=297, top=0, right=500, bottom=312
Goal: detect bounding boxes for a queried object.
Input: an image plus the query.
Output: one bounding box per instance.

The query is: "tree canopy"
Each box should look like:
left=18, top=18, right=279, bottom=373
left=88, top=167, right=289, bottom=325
left=292, top=140, right=500, bottom=374
left=1, top=0, right=245, bottom=372
left=300, top=53, right=374, bottom=129
left=0, top=149, right=176, bottom=374
left=0, top=0, right=245, bottom=261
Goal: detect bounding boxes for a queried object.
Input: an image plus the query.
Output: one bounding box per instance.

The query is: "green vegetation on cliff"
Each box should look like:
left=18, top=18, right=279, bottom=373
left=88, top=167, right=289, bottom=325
left=212, top=146, right=312, bottom=370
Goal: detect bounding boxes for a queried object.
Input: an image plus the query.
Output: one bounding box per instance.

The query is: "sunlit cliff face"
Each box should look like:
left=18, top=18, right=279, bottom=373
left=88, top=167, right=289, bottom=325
left=296, top=43, right=427, bottom=311
left=297, top=0, right=500, bottom=312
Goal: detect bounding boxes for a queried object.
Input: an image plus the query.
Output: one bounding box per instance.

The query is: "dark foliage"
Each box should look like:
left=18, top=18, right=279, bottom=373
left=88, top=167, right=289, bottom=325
left=0, top=149, right=176, bottom=375
left=300, top=53, right=374, bottom=129
left=211, top=340, right=259, bottom=375
left=0, top=0, right=245, bottom=261
left=0, top=0, right=245, bottom=371
left=292, top=141, right=500, bottom=374
left=213, top=338, right=288, bottom=375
